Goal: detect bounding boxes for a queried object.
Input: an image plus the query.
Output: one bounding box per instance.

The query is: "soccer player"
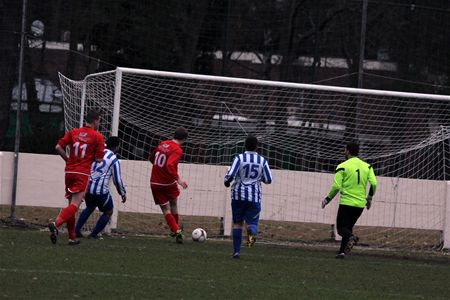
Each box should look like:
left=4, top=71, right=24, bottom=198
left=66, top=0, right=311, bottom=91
left=149, top=127, right=188, bottom=243
left=75, top=136, right=127, bottom=239
left=321, top=142, right=378, bottom=259
left=48, top=110, right=105, bottom=245
left=224, top=135, right=273, bottom=259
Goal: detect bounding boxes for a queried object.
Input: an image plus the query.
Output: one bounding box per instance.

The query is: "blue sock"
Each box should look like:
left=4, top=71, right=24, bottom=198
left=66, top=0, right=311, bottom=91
left=91, top=213, right=110, bottom=236
left=232, top=228, right=242, bottom=254
left=75, top=207, right=94, bottom=235
left=247, top=224, right=257, bottom=236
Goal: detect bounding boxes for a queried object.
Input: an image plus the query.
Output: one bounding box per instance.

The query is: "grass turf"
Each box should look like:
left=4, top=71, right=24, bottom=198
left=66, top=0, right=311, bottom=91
left=1, top=228, right=450, bottom=299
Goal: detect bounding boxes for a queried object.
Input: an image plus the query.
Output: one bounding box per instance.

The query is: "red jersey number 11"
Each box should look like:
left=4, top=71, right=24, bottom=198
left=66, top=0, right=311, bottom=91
left=73, top=141, right=87, bottom=158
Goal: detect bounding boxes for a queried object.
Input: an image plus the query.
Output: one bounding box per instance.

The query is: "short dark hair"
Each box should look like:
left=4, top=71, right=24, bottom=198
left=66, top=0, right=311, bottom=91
left=86, top=110, right=101, bottom=123
left=174, top=127, right=188, bottom=141
left=346, top=142, right=359, bottom=156
left=245, top=135, right=258, bottom=151
left=106, top=136, right=120, bottom=149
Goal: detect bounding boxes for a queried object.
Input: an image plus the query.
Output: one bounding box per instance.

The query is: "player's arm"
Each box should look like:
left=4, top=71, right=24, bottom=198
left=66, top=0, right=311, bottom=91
left=149, top=149, right=156, bottom=164
left=167, top=149, right=187, bottom=189
left=94, top=134, right=105, bottom=163
left=261, top=159, right=273, bottom=184
left=224, top=156, right=240, bottom=187
left=367, top=166, right=377, bottom=197
left=365, top=166, right=378, bottom=209
left=112, top=160, right=127, bottom=203
left=55, top=131, right=71, bottom=162
left=327, top=168, right=344, bottom=199
left=322, top=168, right=344, bottom=208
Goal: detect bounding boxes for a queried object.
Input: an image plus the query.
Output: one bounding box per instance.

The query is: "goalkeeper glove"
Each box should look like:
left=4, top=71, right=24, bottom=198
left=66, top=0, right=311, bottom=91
left=321, top=197, right=331, bottom=209
left=366, top=195, right=373, bottom=210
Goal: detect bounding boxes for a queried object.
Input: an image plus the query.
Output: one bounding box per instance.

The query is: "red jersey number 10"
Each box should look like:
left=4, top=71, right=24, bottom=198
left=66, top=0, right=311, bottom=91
left=154, top=151, right=167, bottom=167
left=73, top=141, right=87, bottom=158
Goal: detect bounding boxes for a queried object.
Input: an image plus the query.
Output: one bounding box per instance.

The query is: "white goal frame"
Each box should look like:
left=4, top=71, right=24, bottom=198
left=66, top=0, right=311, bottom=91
left=73, top=67, right=450, bottom=248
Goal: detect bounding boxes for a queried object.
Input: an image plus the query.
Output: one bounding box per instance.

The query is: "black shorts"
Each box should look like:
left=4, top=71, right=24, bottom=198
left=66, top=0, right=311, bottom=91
left=336, top=204, right=364, bottom=229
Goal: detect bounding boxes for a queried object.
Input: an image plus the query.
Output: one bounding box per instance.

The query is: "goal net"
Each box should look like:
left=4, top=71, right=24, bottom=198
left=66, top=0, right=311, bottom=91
left=59, top=68, right=450, bottom=250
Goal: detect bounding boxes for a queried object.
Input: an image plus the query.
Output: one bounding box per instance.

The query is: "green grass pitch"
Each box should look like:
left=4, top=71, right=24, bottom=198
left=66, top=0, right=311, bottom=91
left=1, top=228, right=450, bottom=299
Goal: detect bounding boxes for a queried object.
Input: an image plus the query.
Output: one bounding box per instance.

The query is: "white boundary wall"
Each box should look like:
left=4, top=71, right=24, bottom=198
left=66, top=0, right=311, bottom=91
left=1, top=151, right=449, bottom=248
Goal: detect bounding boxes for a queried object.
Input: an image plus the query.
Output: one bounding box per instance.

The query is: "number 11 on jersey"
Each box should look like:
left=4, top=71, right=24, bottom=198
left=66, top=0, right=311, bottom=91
left=73, top=141, right=87, bottom=158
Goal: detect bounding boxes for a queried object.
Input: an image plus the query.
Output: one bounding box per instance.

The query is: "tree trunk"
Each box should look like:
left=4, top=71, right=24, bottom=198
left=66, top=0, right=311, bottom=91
left=177, top=0, right=210, bottom=73
left=66, top=1, right=82, bottom=79
left=278, top=0, right=301, bottom=82
left=0, top=1, right=20, bottom=149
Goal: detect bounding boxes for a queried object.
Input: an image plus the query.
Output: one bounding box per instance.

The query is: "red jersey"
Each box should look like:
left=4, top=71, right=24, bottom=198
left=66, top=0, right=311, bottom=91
left=150, top=140, right=183, bottom=185
left=58, top=126, right=105, bottom=175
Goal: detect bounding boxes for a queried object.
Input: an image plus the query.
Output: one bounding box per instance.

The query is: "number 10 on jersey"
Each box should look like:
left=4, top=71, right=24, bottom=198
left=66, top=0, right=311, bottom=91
left=154, top=151, right=167, bottom=167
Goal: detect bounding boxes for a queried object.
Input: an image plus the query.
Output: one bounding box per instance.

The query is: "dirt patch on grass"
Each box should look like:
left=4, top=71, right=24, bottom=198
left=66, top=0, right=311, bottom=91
left=0, top=205, right=442, bottom=250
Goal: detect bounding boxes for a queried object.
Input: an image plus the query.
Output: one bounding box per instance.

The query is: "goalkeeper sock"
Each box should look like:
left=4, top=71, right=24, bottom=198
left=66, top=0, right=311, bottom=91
left=91, top=213, right=110, bottom=236
left=75, top=207, right=94, bottom=236
left=173, top=214, right=179, bottom=224
left=165, top=213, right=179, bottom=233
left=55, top=203, right=78, bottom=228
left=232, top=228, right=242, bottom=254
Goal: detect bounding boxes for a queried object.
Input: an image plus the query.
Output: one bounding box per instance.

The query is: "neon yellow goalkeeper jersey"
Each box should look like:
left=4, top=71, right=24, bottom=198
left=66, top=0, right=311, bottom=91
left=327, top=156, right=378, bottom=208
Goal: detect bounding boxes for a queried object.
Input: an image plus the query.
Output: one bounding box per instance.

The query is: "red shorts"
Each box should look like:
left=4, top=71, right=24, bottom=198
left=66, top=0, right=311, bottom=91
left=65, top=173, right=89, bottom=198
left=150, top=183, right=180, bottom=206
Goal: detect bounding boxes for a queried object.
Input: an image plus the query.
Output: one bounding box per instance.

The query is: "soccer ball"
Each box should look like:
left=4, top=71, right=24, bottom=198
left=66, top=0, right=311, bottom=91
left=191, top=228, right=207, bottom=242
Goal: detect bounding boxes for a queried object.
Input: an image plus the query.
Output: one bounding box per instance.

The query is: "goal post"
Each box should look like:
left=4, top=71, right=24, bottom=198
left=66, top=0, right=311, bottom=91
left=59, top=70, right=120, bottom=234
left=59, top=67, right=450, bottom=250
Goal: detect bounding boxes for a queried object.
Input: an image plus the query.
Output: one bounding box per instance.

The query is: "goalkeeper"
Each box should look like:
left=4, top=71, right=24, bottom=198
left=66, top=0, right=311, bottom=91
left=321, top=142, right=377, bottom=259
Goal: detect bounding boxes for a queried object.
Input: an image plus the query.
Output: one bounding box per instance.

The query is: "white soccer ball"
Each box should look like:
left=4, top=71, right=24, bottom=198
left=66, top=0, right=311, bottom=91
left=191, top=228, right=207, bottom=242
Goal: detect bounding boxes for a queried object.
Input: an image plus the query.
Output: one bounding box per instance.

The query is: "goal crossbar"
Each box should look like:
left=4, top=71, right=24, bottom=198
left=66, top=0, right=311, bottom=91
left=117, top=67, right=450, bottom=102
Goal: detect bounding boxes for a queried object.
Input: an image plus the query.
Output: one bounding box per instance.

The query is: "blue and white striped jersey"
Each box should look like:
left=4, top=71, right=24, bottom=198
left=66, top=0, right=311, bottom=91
left=224, top=151, right=273, bottom=203
left=87, top=149, right=126, bottom=196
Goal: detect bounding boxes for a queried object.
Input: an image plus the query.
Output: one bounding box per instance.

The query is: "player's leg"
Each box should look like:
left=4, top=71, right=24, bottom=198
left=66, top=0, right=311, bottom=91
left=66, top=192, right=84, bottom=244
left=75, top=193, right=96, bottom=237
left=232, top=222, right=243, bottom=258
left=169, top=199, right=184, bottom=243
left=55, top=192, right=83, bottom=229
left=244, top=202, right=261, bottom=248
left=231, top=201, right=244, bottom=258
left=55, top=174, right=87, bottom=227
left=49, top=192, right=84, bottom=244
left=344, top=206, right=364, bottom=254
left=66, top=214, right=79, bottom=245
left=48, top=194, right=72, bottom=244
left=336, top=204, right=353, bottom=257
left=90, top=194, right=114, bottom=238
left=169, top=199, right=179, bottom=224
left=160, top=203, right=179, bottom=235
left=167, top=184, right=181, bottom=225
left=151, top=184, right=181, bottom=241
left=50, top=174, right=88, bottom=244
left=348, top=206, right=364, bottom=235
